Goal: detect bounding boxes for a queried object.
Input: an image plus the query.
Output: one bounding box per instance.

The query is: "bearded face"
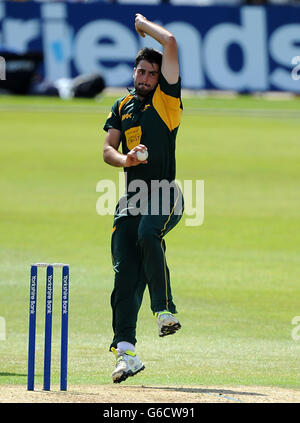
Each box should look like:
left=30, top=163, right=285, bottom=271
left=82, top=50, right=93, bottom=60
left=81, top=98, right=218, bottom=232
left=133, top=60, right=160, bottom=99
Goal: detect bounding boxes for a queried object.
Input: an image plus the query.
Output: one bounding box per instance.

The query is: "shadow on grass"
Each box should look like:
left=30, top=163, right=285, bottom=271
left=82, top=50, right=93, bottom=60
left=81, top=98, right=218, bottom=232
left=142, top=385, right=266, bottom=397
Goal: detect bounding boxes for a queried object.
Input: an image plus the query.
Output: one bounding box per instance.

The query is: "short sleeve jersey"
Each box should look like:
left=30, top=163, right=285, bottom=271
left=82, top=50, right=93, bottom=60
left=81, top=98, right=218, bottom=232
left=103, top=73, right=182, bottom=190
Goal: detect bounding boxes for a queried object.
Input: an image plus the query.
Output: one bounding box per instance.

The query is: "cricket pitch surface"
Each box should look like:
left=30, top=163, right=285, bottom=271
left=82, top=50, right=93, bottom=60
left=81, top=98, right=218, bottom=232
left=0, top=384, right=299, bottom=403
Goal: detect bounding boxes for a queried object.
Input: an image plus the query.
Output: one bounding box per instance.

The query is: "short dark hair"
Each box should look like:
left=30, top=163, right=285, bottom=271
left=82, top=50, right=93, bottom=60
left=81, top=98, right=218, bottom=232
left=135, top=47, right=163, bottom=70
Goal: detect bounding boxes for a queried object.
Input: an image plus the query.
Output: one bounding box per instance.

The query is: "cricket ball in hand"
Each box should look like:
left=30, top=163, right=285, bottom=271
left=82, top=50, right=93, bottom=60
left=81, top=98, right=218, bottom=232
left=136, top=149, right=148, bottom=161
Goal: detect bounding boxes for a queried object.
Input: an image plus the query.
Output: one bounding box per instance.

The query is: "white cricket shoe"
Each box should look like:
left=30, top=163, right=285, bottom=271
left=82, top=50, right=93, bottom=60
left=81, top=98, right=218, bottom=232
left=111, top=348, right=145, bottom=383
left=155, top=310, right=181, bottom=337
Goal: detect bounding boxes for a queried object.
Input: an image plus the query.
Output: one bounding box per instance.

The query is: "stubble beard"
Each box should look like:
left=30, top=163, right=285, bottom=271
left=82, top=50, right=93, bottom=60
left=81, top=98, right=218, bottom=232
left=135, top=83, right=155, bottom=99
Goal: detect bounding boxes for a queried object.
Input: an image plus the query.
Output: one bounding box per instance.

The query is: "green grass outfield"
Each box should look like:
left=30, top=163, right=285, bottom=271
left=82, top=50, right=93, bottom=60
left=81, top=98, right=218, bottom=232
left=0, top=93, right=299, bottom=390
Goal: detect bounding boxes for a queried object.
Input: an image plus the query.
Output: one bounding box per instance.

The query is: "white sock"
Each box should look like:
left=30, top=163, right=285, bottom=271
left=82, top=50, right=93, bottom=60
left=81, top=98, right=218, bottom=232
left=117, top=341, right=135, bottom=353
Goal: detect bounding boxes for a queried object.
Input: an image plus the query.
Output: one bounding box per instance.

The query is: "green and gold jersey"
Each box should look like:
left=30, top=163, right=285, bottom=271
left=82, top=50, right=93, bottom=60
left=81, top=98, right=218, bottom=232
left=103, top=73, right=182, bottom=190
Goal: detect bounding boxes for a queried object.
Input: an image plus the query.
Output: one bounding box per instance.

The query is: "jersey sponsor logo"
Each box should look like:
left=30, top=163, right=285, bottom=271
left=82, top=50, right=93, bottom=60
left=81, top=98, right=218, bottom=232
left=125, top=126, right=142, bottom=150
left=121, top=113, right=132, bottom=121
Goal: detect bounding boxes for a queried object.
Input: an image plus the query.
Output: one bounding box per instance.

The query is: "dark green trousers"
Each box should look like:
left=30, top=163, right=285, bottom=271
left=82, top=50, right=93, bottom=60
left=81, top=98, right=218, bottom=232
left=109, top=184, right=183, bottom=350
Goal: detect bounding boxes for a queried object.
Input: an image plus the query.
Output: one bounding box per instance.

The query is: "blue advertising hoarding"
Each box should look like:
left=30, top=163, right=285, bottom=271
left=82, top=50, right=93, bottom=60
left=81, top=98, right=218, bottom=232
left=0, top=2, right=299, bottom=92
